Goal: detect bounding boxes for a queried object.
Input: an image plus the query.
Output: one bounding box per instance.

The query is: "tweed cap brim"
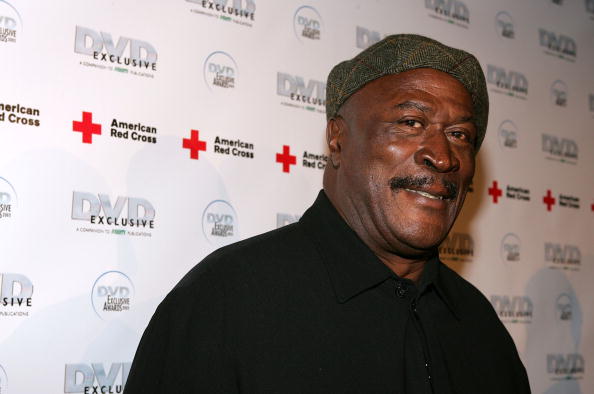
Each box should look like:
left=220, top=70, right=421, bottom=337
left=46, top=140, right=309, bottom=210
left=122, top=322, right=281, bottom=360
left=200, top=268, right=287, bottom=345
left=326, top=34, right=489, bottom=150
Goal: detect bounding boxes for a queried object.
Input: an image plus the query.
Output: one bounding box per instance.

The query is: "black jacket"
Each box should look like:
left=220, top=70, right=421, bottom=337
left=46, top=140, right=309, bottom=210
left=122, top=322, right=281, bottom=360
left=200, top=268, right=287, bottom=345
left=125, top=191, right=531, bottom=394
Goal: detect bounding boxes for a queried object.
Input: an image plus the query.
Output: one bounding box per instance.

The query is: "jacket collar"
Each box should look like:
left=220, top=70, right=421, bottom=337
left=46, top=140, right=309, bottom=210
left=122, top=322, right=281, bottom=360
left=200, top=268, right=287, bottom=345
left=299, top=190, right=460, bottom=319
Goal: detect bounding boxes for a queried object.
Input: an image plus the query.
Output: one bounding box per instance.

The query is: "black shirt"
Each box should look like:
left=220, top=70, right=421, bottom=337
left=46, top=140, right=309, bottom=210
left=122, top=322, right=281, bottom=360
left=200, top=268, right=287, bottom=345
left=125, top=191, right=531, bottom=394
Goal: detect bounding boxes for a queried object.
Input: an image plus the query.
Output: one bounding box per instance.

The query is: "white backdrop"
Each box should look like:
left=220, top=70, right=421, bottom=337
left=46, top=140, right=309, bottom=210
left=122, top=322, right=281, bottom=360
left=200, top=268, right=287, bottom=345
left=0, top=0, right=593, bottom=393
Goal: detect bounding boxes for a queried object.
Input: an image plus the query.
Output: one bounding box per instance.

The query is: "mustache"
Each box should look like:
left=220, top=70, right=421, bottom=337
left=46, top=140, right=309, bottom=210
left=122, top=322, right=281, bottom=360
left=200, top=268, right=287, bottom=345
left=389, top=175, right=459, bottom=199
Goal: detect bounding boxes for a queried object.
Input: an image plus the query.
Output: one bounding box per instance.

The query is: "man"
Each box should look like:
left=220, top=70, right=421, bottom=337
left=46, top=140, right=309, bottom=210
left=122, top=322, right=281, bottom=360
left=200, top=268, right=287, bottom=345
left=125, top=35, right=531, bottom=393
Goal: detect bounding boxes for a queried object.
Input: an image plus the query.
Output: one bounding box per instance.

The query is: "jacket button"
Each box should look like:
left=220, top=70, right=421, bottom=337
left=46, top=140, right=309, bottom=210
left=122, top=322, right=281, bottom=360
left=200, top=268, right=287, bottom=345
left=395, top=282, right=407, bottom=298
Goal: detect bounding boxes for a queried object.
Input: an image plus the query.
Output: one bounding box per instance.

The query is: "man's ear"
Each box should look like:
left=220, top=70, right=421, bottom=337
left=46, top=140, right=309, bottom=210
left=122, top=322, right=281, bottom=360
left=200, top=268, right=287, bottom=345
left=326, top=116, right=345, bottom=168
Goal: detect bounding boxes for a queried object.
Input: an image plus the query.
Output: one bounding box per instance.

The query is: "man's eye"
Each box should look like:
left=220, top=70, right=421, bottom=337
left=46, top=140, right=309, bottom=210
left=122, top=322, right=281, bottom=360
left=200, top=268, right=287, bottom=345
left=449, top=130, right=472, bottom=143
left=401, top=119, right=423, bottom=128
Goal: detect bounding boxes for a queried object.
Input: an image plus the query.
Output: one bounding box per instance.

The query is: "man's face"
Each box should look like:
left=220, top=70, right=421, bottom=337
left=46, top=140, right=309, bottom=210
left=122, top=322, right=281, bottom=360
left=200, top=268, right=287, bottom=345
left=330, top=68, right=477, bottom=257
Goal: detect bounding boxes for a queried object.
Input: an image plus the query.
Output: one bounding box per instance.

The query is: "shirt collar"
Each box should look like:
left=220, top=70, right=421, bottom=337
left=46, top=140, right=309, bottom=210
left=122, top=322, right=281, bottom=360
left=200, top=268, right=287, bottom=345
left=299, top=190, right=461, bottom=318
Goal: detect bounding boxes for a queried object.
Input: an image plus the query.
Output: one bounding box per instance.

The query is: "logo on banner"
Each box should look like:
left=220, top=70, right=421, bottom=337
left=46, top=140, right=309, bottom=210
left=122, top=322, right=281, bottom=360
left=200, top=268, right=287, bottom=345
left=356, top=26, right=383, bottom=49
left=538, top=28, right=576, bottom=62
left=0, top=103, right=41, bottom=127
left=302, top=151, right=327, bottom=170
left=0, top=177, right=17, bottom=221
left=500, top=233, right=521, bottom=263
left=550, top=80, right=568, bottom=107
left=91, top=271, right=134, bottom=320
left=497, top=120, right=518, bottom=149
left=277, top=73, right=326, bottom=113
left=547, top=354, right=585, bottom=380
left=186, top=0, right=256, bottom=28
left=276, top=145, right=297, bottom=173
left=0, top=273, right=33, bottom=317
left=542, top=133, right=578, bottom=164
left=74, top=26, right=158, bottom=78
left=72, top=111, right=158, bottom=145
left=213, top=135, right=254, bottom=158
left=276, top=213, right=301, bottom=228
left=486, top=65, right=528, bottom=99
left=202, top=200, right=239, bottom=246
left=439, top=232, right=473, bottom=262
left=495, top=11, right=514, bottom=39
left=71, top=191, right=155, bottom=237
left=64, top=362, right=131, bottom=394
left=556, top=293, right=573, bottom=320
left=182, top=129, right=207, bottom=160
left=0, top=0, right=21, bottom=44
left=488, top=180, right=530, bottom=204
left=490, top=295, right=533, bottom=323
left=545, top=242, right=581, bottom=271
left=204, top=51, right=237, bottom=91
left=425, top=0, right=470, bottom=28
left=294, top=6, right=323, bottom=41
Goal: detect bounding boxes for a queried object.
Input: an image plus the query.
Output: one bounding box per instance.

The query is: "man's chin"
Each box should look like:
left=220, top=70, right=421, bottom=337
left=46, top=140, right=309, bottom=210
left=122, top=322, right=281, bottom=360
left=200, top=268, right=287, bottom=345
left=387, top=223, right=450, bottom=257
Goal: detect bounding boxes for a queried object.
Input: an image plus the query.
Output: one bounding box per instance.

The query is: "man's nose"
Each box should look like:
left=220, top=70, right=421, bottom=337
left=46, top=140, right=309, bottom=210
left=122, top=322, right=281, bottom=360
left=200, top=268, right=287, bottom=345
left=413, top=128, right=460, bottom=173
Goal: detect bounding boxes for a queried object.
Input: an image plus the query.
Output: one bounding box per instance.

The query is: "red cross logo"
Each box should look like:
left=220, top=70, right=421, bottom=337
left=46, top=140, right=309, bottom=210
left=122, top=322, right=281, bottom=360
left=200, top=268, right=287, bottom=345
left=276, top=145, right=296, bottom=173
left=543, top=189, right=556, bottom=211
left=488, top=180, right=503, bottom=204
left=73, top=112, right=101, bottom=144
left=182, top=129, right=207, bottom=160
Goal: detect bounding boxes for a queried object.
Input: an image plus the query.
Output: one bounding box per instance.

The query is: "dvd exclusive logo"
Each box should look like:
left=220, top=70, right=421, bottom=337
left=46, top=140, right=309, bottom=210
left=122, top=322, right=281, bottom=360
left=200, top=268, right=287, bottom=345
left=487, top=64, right=528, bottom=99
left=425, top=0, right=470, bottom=27
left=186, top=0, right=255, bottom=26
left=550, top=80, right=567, bottom=107
left=439, top=232, right=473, bottom=262
left=91, top=271, right=134, bottom=320
left=0, top=103, right=40, bottom=127
left=556, top=293, right=573, bottom=320
left=545, top=242, right=581, bottom=269
left=497, top=120, right=518, bottom=149
left=74, top=26, right=157, bottom=77
left=495, top=11, right=514, bottom=39
left=0, top=177, right=17, bottom=220
left=294, top=6, right=322, bottom=41
left=277, top=73, right=326, bottom=113
left=490, top=295, right=533, bottom=323
left=204, top=51, right=237, bottom=90
left=542, top=133, right=577, bottom=164
left=202, top=200, right=239, bottom=246
left=71, top=192, right=155, bottom=236
left=538, top=29, right=576, bottom=61
left=64, top=362, right=130, bottom=393
left=356, top=26, right=382, bottom=49
left=0, top=0, right=20, bottom=44
left=500, top=233, right=521, bottom=263
left=486, top=65, right=528, bottom=99
left=547, top=354, right=584, bottom=379
left=0, top=273, right=33, bottom=317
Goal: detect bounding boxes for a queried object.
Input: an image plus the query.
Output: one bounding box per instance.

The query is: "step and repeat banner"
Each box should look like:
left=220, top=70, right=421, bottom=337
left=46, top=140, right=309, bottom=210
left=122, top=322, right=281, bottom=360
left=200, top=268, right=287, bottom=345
left=1, top=0, right=593, bottom=392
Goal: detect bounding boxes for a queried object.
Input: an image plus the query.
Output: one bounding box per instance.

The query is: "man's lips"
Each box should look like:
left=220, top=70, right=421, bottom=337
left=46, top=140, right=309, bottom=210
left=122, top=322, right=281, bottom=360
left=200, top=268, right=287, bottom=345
left=389, top=175, right=458, bottom=200
left=402, top=188, right=447, bottom=200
